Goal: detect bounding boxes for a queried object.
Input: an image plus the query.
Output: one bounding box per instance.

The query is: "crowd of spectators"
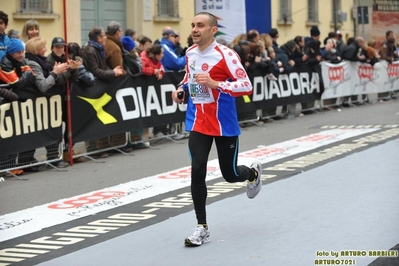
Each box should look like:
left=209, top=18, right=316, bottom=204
left=0, top=10, right=192, bottom=176
left=0, top=8, right=398, bottom=176
left=224, top=26, right=398, bottom=82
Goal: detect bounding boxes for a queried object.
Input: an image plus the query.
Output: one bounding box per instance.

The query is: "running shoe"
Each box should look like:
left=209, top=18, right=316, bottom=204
left=184, top=225, right=210, bottom=247
left=247, top=161, right=262, bottom=199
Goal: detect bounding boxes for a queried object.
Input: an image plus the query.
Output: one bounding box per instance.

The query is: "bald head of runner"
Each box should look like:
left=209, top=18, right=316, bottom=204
left=191, top=12, right=218, bottom=51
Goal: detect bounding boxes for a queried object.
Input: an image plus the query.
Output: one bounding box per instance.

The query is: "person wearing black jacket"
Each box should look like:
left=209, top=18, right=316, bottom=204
left=0, top=38, right=34, bottom=173
left=341, top=37, right=366, bottom=62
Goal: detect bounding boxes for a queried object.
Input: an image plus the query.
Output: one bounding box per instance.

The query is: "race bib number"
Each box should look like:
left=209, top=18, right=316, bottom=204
left=189, top=83, right=215, bottom=104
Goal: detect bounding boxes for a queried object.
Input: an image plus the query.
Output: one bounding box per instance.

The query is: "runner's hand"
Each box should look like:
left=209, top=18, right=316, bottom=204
left=172, top=87, right=185, bottom=104
left=195, top=73, right=218, bottom=89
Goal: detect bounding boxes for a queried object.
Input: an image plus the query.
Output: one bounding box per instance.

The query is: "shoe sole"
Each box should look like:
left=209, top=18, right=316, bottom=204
left=184, top=237, right=210, bottom=247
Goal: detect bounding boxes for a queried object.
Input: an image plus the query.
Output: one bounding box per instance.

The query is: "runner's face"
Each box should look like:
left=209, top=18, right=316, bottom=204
left=191, top=14, right=217, bottom=48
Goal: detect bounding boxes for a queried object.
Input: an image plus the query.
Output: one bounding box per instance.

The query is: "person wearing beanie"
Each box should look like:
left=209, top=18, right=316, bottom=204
left=121, top=35, right=135, bottom=52
left=0, top=38, right=33, bottom=95
left=0, top=37, right=35, bottom=174
left=310, top=26, right=320, bottom=39
left=122, top=35, right=142, bottom=75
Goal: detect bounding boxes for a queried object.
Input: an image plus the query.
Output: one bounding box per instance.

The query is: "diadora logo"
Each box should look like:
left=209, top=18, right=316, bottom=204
left=78, top=93, right=117, bottom=125
left=78, top=86, right=187, bottom=125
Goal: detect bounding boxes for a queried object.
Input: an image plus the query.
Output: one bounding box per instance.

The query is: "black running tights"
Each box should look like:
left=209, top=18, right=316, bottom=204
left=188, top=131, right=256, bottom=225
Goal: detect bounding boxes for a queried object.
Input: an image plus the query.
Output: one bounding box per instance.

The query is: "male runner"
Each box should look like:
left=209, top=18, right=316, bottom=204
left=171, top=12, right=263, bottom=247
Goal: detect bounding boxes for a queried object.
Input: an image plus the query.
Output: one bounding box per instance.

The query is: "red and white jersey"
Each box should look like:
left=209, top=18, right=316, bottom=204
left=180, top=40, right=253, bottom=136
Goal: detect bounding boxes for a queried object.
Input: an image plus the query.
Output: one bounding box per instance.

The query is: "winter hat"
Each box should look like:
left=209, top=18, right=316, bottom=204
left=310, top=26, right=320, bottom=37
left=121, top=36, right=135, bottom=52
left=7, top=38, right=24, bottom=54
left=51, top=37, right=66, bottom=48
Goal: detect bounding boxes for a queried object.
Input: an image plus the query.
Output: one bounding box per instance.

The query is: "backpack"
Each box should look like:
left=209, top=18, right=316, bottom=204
left=123, top=49, right=142, bottom=76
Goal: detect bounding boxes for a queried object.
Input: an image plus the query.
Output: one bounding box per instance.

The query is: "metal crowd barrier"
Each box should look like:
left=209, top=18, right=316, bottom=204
left=0, top=143, right=64, bottom=180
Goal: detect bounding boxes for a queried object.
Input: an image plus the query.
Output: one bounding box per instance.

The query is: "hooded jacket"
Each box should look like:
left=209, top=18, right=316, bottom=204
left=160, top=38, right=186, bottom=71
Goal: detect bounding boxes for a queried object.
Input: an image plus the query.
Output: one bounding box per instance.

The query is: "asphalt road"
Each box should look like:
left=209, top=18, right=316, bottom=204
left=0, top=98, right=398, bottom=266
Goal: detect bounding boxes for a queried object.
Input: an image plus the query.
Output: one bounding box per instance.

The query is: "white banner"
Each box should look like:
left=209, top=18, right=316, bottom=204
left=321, top=60, right=399, bottom=99
left=195, top=0, right=246, bottom=43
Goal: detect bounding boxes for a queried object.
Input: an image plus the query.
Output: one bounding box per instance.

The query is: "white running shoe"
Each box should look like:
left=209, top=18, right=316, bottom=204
left=247, top=161, right=262, bottom=199
left=184, top=225, right=210, bottom=247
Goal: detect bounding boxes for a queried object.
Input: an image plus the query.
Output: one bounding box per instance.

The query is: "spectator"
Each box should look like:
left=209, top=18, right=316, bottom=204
left=67, top=42, right=95, bottom=87
left=279, top=40, right=297, bottom=67
left=305, top=26, right=321, bottom=45
left=7, top=29, right=20, bottom=39
left=229, top=33, right=247, bottom=49
left=335, top=30, right=347, bottom=56
left=82, top=26, right=124, bottom=157
left=21, top=19, right=39, bottom=43
left=24, top=37, right=71, bottom=168
left=0, top=11, right=10, bottom=61
left=292, top=36, right=307, bottom=64
left=230, top=34, right=249, bottom=62
left=304, top=26, right=322, bottom=65
left=181, top=35, right=194, bottom=55
left=247, top=29, right=260, bottom=43
left=47, top=37, right=81, bottom=163
left=83, top=26, right=123, bottom=81
left=267, top=46, right=284, bottom=78
left=246, top=41, right=276, bottom=80
left=379, top=30, right=398, bottom=63
left=0, top=38, right=33, bottom=175
left=269, top=28, right=279, bottom=51
left=124, top=28, right=137, bottom=47
left=140, top=44, right=164, bottom=79
left=154, top=26, right=172, bottom=45
left=136, top=36, right=152, bottom=55
left=121, top=35, right=142, bottom=75
left=341, top=37, right=366, bottom=62
left=160, top=29, right=186, bottom=71
left=174, top=31, right=184, bottom=56
left=105, top=21, right=135, bottom=153
left=105, top=21, right=125, bottom=73
left=322, top=38, right=341, bottom=63
left=259, top=33, right=273, bottom=57
left=364, top=39, right=380, bottom=65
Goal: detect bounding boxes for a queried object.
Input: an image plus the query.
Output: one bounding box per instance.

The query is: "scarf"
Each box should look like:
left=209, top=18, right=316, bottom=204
left=50, top=51, right=66, bottom=63
left=25, top=52, right=53, bottom=78
left=88, top=40, right=105, bottom=59
left=5, top=53, right=23, bottom=77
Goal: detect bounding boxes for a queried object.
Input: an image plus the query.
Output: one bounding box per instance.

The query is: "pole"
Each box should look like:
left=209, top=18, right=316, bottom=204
left=358, top=0, right=365, bottom=38
left=333, top=0, right=338, bottom=32
left=63, top=0, right=74, bottom=166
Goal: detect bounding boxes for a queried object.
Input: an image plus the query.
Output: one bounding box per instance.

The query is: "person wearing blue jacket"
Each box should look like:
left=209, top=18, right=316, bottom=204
left=0, top=11, right=10, bottom=61
left=160, top=29, right=186, bottom=71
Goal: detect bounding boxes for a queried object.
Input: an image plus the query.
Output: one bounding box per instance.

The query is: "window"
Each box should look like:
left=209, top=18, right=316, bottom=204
left=307, top=0, right=319, bottom=23
left=332, top=0, right=342, bottom=23
left=279, top=0, right=293, bottom=23
left=157, top=0, right=179, bottom=18
left=20, top=0, right=53, bottom=13
left=373, top=0, right=399, bottom=11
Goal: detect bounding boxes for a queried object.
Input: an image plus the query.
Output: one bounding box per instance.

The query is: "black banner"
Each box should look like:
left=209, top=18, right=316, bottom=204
left=1, top=65, right=324, bottom=157
left=71, top=72, right=186, bottom=143
left=0, top=85, right=63, bottom=157
left=248, top=64, right=323, bottom=109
